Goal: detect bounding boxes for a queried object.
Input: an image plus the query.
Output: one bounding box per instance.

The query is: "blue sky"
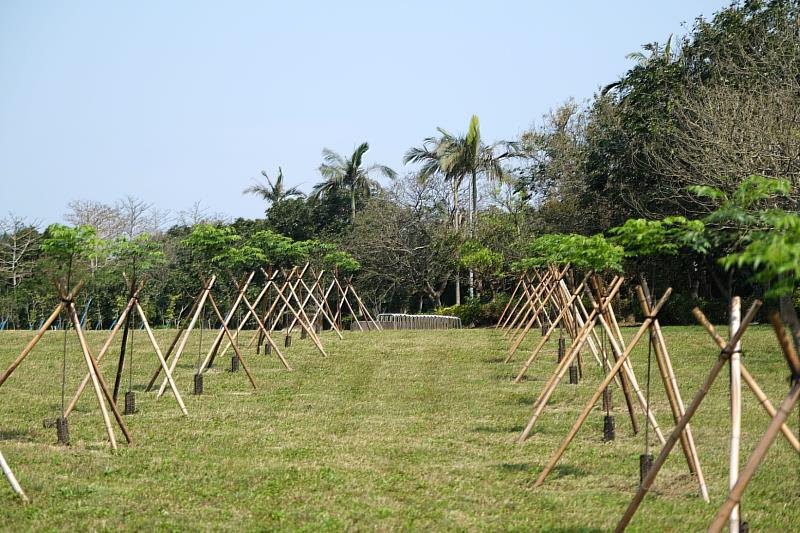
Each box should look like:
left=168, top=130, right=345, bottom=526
left=1, top=1, right=729, bottom=225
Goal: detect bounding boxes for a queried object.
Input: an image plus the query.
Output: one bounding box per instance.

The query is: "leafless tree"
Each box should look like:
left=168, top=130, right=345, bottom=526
left=65, top=199, right=123, bottom=241
left=0, top=214, right=41, bottom=328
left=177, top=200, right=228, bottom=226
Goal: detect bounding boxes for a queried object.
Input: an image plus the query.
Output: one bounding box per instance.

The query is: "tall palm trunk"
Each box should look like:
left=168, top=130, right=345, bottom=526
left=351, top=187, right=357, bottom=222
left=453, top=180, right=461, bottom=305
left=468, top=169, right=477, bottom=299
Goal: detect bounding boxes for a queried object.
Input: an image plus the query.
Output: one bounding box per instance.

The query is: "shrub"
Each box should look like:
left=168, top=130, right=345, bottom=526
left=436, top=295, right=510, bottom=327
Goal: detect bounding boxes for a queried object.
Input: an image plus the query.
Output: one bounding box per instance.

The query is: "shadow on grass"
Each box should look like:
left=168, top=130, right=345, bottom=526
left=542, top=526, right=603, bottom=533
left=549, top=464, right=587, bottom=479
left=472, top=424, right=526, bottom=434
left=0, top=429, right=34, bottom=442
left=515, top=395, right=538, bottom=405
left=498, top=462, right=537, bottom=473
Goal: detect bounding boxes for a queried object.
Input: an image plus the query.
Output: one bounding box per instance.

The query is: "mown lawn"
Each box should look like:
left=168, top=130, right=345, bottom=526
left=0, top=324, right=798, bottom=531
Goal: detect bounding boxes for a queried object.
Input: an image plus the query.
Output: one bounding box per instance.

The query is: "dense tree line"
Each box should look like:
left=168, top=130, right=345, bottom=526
left=1, top=0, right=798, bottom=329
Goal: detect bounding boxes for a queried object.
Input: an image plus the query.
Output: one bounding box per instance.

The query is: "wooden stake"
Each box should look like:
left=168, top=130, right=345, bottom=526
left=510, top=272, right=590, bottom=370
left=0, top=448, right=28, bottom=503
left=507, top=266, right=568, bottom=360
left=518, top=277, right=625, bottom=442
left=0, top=281, right=84, bottom=389
left=196, top=272, right=255, bottom=372
left=496, top=274, right=525, bottom=328
left=152, top=276, right=215, bottom=395
left=614, top=301, right=762, bottom=532
left=238, top=291, right=291, bottom=370
left=709, top=379, right=800, bottom=532
left=639, top=284, right=708, bottom=500
left=136, top=303, right=188, bottom=415
left=65, top=284, right=143, bottom=417
left=65, top=300, right=126, bottom=449
left=532, top=288, right=673, bottom=487
left=204, top=293, right=258, bottom=390
left=728, top=297, right=742, bottom=533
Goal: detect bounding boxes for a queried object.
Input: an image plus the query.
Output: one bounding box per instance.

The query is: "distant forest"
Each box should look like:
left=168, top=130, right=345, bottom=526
left=1, top=0, right=798, bottom=329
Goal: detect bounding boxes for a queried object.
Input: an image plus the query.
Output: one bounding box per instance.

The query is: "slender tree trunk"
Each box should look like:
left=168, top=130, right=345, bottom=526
left=351, top=188, right=356, bottom=223
left=469, top=169, right=477, bottom=300
left=453, top=180, right=461, bottom=305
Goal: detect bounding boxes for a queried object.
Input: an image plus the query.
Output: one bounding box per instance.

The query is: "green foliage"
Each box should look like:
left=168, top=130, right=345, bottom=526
left=323, top=251, right=361, bottom=274
left=720, top=209, right=800, bottom=297
left=609, top=216, right=709, bottom=257
left=436, top=299, right=484, bottom=327
left=41, top=224, right=101, bottom=263
left=110, top=234, right=165, bottom=272
left=459, top=241, right=503, bottom=275
left=436, top=294, right=509, bottom=327
left=523, top=233, right=625, bottom=272
left=691, top=175, right=800, bottom=297
left=182, top=224, right=240, bottom=264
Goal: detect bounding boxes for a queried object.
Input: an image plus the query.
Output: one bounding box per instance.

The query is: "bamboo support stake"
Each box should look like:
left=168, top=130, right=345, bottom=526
left=592, top=287, right=663, bottom=444
left=200, top=272, right=255, bottom=369
left=268, top=268, right=328, bottom=357
left=347, top=277, right=382, bottom=331
left=496, top=274, right=525, bottom=327
left=65, top=285, right=143, bottom=417
left=239, top=292, right=291, bottom=370
left=66, top=302, right=123, bottom=449
left=510, top=272, right=590, bottom=371
left=710, top=315, right=800, bottom=533
left=0, top=281, right=84, bottom=389
left=308, top=275, right=340, bottom=332
left=741, top=365, right=800, bottom=451
left=518, top=277, right=625, bottom=442
left=507, top=267, right=568, bottom=360
left=709, top=379, right=800, bottom=532
left=205, top=293, right=258, bottom=390
left=500, top=274, right=535, bottom=332
left=334, top=277, right=363, bottom=332
left=532, top=288, right=673, bottom=487
left=639, top=286, right=708, bottom=499
left=284, top=267, right=325, bottom=333
left=728, top=297, right=742, bottom=533
left=503, top=272, right=546, bottom=337
left=136, top=303, right=188, bottom=415
left=152, top=276, right=215, bottom=393
left=0, top=449, right=28, bottom=503
left=143, top=286, right=205, bottom=392
left=264, top=267, right=302, bottom=334
left=506, top=271, right=553, bottom=342
left=697, top=313, right=798, bottom=450
left=614, top=301, right=762, bottom=532
left=219, top=270, right=281, bottom=356
left=299, top=271, right=343, bottom=338
left=289, top=272, right=343, bottom=338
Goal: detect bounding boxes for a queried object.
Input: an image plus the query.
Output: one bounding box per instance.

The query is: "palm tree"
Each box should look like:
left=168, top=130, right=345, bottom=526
left=310, top=142, right=396, bottom=221
left=243, top=167, right=304, bottom=207
left=404, top=129, right=466, bottom=228
left=405, top=116, right=516, bottom=299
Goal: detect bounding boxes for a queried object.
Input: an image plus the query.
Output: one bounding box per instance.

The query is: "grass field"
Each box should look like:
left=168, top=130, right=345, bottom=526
left=0, top=324, right=798, bottom=531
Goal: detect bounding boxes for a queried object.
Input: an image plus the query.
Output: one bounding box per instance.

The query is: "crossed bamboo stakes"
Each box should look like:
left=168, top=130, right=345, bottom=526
left=1, top=264, right=375, bottom=456
left=497, top=267, right=709, bottom=500
left=615, top=300, right=800, bottom=532
left=499, top=269, right=800, bottom=529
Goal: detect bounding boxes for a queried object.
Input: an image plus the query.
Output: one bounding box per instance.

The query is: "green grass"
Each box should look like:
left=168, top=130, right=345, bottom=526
left=0, top=324, right=799, bottom=531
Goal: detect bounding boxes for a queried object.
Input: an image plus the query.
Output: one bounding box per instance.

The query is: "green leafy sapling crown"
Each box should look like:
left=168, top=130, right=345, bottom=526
left=515, top=233, right=625, bottom=274
left=323, top=250, right=361, bottom=276
left=111, top=233, right=166, bottom=278
left=41, top=224, right=103, bottom=286
left=182, top=223, right=241, bottom=274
